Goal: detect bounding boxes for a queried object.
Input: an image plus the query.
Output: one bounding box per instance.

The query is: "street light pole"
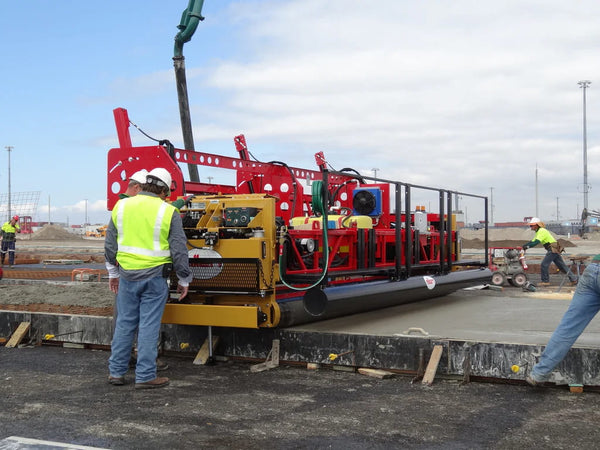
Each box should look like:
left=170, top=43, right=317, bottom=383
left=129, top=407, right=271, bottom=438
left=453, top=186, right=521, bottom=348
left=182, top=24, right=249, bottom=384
left=490, top=187, right=494, bottom=226
left=5, top=146, right=13, bottom=221
left=578, top=80, right=591, bottom=214
left=372, top=168, right=379, bottom=178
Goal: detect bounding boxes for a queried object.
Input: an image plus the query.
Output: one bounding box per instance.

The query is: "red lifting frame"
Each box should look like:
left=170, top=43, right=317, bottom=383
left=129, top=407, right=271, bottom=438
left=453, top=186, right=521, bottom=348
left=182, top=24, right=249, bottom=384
left=108, top=108, right=457, bottom=274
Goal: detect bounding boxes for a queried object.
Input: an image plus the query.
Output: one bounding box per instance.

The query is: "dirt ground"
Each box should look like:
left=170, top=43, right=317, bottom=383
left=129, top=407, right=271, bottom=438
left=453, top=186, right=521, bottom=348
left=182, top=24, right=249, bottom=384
left=3, top=227, right=600, bottom=448
left=2, top=345, right=600, bottom=450
left=2, top=226, right=600, bottom=313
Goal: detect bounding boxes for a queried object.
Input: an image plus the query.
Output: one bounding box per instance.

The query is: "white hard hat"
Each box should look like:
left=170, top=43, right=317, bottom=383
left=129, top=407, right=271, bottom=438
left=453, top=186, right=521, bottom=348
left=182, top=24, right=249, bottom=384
left=528, top=217, right=542, bottom=225
left=129, top=169, right=148, bottom=185
left=147, top=168, right=172, bottom=191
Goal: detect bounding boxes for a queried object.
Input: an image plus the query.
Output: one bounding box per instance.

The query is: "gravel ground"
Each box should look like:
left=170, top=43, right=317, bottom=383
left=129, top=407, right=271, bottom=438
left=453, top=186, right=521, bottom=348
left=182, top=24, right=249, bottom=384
left=1, top=346, right=600, bottom=449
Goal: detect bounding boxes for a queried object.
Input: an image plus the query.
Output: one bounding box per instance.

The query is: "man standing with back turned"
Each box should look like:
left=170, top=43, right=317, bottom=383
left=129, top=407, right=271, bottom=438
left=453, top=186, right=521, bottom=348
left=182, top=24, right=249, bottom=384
left=105, top=167, right=192, bottom=389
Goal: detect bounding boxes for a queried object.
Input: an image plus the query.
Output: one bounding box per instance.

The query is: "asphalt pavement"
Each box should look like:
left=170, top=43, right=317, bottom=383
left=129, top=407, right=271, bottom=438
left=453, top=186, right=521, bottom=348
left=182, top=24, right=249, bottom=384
left=1, top=346, right=600, bottom=449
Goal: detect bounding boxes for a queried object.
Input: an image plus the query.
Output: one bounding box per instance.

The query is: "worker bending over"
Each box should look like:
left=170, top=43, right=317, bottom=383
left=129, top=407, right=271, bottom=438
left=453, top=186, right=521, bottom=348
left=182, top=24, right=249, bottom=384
left=0, top=215, right=21, bottom=267
left=522, top=217, right=577, bottom=286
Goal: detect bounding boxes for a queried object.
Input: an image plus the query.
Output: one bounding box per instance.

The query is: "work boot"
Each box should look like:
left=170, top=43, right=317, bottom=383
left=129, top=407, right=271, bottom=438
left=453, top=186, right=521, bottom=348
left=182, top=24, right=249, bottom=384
left=108, top=375, right=125, bottom=386
left=135, top=377, right=170, bottom=390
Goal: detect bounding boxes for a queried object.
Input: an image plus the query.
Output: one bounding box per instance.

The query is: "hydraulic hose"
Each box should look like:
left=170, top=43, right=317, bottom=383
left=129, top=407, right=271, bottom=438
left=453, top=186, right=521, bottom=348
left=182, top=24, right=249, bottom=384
left=279, top=180, right=330, bottom=291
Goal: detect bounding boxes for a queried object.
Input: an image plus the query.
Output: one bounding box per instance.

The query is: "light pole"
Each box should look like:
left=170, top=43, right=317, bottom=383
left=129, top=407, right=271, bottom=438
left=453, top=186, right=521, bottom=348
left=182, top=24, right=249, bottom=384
left=490, top=187, right=494, bottom=226
left=372, top=168, right=379, bottom=178
left=535, top=163, right=539, bottom=218
left=578, top=80, right=591, bottom=214
left=5, top=146, right=13, bottom=221
left=85, top=199, right=88, bottom=226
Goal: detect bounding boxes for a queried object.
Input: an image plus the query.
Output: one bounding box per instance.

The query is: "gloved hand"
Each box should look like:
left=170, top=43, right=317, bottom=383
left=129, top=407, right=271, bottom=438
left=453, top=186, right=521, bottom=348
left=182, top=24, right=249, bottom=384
left=522, top=243, right=529, bottom=250
left=171, top=195, right=194, bottom=210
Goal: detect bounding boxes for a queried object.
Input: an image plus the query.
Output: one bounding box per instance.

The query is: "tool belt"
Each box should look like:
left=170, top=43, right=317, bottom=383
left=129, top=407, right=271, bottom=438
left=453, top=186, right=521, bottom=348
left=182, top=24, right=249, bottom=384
left=1, top=232, right=16, bottom=242
left=544, top=242, right=563, bottom=254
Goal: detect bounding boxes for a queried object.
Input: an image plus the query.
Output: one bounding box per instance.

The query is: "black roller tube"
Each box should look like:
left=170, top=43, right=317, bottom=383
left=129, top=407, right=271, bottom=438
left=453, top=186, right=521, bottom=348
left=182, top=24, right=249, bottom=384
left=277, top=268, right=492, bottom=327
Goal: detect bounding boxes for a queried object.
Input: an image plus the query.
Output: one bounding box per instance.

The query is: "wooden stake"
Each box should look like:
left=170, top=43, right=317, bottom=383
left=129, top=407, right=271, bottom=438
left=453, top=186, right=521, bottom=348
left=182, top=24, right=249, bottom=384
left=193, top=336, right=220, bottom=365
left=422, top=345, right=444, bottom=386
left=6, top=322, right=31, bottom=348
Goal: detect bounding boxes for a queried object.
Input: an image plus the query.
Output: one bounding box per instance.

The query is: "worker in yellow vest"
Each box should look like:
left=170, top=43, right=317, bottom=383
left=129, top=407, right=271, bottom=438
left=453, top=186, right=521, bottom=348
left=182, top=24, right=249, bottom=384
left=105, top=167, right=192, bottom=389
left=522, top=217, right=577, bottom=286
left=1, top=215, right=21, bottom=267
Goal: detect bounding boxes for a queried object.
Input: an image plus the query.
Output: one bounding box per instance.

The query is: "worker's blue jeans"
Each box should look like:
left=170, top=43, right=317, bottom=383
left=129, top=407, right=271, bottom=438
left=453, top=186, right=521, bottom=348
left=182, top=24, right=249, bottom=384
left=541, top=251, right=576, bottom=283
left=530, top=262, right=600, bottom=381
left=108, top=275, right=168, bottom=383
left=0, top=240, right=16, bottom=265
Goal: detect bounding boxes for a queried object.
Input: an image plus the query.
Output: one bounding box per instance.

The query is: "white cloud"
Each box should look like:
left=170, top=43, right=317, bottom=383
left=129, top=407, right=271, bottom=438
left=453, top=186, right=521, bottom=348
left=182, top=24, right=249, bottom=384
left=177, top=0, right=600, bottom=222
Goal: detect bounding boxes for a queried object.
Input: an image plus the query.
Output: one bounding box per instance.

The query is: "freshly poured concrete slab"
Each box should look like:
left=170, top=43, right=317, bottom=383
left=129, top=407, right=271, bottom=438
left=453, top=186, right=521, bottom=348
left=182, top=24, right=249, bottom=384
left=289, top=289, right=600, bottom=348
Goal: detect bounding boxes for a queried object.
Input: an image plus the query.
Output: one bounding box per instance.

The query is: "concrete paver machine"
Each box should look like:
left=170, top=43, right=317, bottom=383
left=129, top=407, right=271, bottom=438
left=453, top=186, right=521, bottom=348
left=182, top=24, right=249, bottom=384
left=107, top=108, right=491, bottom=329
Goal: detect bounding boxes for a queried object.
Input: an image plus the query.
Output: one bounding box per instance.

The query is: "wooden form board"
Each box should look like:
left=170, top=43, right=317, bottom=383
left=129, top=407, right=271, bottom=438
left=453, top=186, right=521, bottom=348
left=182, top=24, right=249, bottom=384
left=422, top=345, right=444, bottom=386
left=5, top=322, right=31, bottom=348
left=193, top=336, right=220, bottom=365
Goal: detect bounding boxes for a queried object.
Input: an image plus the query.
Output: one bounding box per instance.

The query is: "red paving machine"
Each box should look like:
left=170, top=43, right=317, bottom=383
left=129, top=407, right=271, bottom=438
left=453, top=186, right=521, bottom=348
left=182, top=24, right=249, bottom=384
left=107, top=108, right=491, bottom=329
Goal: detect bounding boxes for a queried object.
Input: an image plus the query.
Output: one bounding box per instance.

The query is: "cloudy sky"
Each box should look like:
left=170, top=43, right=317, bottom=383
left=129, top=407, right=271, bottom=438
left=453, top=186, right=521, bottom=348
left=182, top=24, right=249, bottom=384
left=1, top=0, right=599, bottom=225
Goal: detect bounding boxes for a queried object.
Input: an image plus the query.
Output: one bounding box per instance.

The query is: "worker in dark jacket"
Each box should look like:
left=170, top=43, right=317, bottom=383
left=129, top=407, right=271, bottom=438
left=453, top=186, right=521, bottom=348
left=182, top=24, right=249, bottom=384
left=522, top=217, right=577, bottom=286
left=1, top=215, right=21, bottom=267
left=105, top=167, right=192, bottom=389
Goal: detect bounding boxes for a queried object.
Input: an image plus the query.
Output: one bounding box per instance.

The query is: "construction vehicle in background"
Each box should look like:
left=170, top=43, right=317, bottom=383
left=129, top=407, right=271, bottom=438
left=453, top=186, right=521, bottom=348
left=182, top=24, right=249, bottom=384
left=85, top=225, right=107, bottom=238
left=105, top=3, right=491, bottom=330
left=579, top=208, right=600, bottom=237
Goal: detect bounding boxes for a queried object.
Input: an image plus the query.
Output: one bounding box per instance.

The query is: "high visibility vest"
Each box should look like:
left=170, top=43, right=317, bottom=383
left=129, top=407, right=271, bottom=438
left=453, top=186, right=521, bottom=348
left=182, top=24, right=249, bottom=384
left=1, top=221, right=20, bottom=241
left=112, top=195, right=176, bottom=270
left=534, top=227, right=556, bottom=246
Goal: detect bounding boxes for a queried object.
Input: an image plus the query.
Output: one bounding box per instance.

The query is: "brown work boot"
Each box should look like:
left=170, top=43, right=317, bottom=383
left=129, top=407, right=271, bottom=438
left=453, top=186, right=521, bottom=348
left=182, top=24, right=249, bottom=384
left=135, top=377, right=170, bottom=390
left=108, top=375, right=125, bottom=386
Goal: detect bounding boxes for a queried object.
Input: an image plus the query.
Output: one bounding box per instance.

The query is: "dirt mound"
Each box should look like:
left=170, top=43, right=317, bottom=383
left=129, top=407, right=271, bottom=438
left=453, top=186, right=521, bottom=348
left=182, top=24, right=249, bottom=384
left=30, top=224, right=83, bottom=241
left=584, top=231, right=600, bottom=241
left=459, top=227, right=575, bottom=250
left=459, top=227, right=538, bottom=241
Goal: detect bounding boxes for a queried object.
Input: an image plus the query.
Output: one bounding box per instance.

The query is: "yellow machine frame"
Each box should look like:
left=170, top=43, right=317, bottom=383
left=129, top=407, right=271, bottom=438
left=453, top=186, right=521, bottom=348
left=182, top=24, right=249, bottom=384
left=162, top=194, right=282, bottom=328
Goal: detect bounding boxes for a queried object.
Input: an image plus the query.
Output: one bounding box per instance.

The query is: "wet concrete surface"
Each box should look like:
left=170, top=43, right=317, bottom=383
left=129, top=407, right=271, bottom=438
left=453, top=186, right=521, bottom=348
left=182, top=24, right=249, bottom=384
left=1, top=346, right=600, bottom=449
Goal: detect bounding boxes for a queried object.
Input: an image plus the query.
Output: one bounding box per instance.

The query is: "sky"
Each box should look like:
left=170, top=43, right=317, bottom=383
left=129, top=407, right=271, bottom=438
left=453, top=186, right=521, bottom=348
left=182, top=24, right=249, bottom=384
left=1, top=0, right=600, bottom=226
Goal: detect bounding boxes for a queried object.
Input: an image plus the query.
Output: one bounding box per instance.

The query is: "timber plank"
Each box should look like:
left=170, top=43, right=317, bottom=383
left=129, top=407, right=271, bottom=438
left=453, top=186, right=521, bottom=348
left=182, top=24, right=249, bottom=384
left=358, top=368, right=395, bottom=379
left=193, top=336, right=220, bottom=365
left=5, top=322, right=31, bottom=348
left=422, top=345, right=444, bottom=386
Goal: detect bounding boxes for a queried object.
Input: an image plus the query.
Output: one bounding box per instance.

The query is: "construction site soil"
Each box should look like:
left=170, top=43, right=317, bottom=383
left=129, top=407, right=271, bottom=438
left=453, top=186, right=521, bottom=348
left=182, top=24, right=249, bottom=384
left=2, top=345, right=600, bottom=450
left=1, top=226, right=600, bottom=316
left=3, top=226, right=600, bottom=448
